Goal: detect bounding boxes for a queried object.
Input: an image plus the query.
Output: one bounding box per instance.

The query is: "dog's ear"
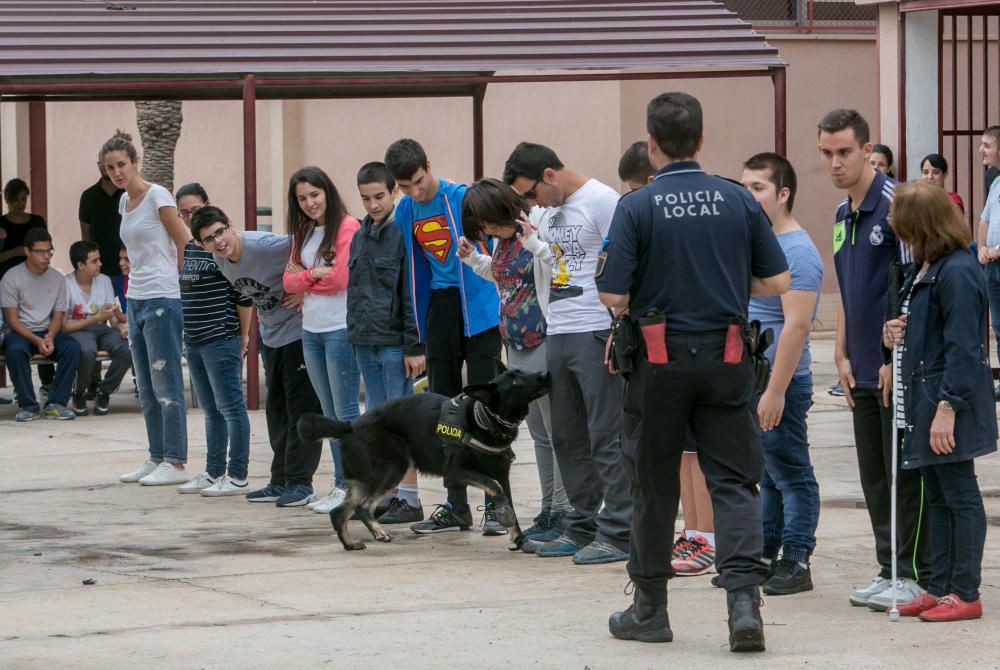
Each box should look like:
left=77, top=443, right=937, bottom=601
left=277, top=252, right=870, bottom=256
left=464, top=382, right=497, bottom=404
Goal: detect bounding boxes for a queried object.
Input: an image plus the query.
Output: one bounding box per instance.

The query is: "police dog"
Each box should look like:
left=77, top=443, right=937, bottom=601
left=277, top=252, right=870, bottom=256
left=298, top=368, right=551, bottom=551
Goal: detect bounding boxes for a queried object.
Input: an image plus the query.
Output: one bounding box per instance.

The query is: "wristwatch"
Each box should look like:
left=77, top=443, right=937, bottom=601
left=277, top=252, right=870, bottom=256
left=937, top=400, right=954, bottom=411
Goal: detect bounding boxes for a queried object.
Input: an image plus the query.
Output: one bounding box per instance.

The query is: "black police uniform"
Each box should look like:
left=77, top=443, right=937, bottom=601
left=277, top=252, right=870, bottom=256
left=595, top=160, right=788, bottom=596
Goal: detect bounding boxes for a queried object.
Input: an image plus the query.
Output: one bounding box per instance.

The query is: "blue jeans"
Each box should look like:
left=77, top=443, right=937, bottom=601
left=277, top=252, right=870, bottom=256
left=921, top=459, right=986, bottom=602
left=128, top=298, right=187, bottom=464
left=760, top=373, right=820, bottom=565
left=2, top=330, right=80, bottom=410
left=354, top=344, right=410, bottom=411
left=301, top=329, right=360, bottom=487
left=186, top=336, right=250, bottom=480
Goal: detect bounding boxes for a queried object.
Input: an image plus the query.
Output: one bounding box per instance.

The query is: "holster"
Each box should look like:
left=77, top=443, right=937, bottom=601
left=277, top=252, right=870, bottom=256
left=744, top=319, right=774, bottom=395
left=610, top=312, right=641, bottom=375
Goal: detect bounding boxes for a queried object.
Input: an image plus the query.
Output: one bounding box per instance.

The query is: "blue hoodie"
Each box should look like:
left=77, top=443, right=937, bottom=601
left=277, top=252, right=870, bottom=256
left=394, top=179, right=499, bottom=340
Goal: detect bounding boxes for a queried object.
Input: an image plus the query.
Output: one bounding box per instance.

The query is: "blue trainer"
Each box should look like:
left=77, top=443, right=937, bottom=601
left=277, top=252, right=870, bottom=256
left=276, top=483, right=316, bottom=507
left=535, top=534, right=583, bottom=558
left=573, top=540, right=629, bottom=565
left=245, top=483, right=286, bottom=503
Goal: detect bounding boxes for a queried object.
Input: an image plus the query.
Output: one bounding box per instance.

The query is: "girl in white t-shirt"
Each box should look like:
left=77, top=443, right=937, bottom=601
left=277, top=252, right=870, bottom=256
left=282, top=166, right=361, bottom=511
left=101, top=131, right=191, bottom=488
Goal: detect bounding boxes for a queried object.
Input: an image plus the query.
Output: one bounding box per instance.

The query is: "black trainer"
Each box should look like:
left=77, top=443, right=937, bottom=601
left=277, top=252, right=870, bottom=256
left=479, top=501, right=508, bottom=536
left=763, top=558, right=813, bottom=596
left=609, top=585, right=672, bottom=643
left=377, top=497, right=424, bottom=524
left=85, top=381, right=99, bottom=401
left=95, top=391, right=111, bottom=416
left=71, top=393, right=89, bottom=416
left=410, top=503, right=473, bottom=534
left=727, top=586, right=765, bottom=652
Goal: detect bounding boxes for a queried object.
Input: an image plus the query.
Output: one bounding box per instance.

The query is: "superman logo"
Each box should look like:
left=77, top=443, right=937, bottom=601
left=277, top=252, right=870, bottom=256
left=414, top=215, right=453, bottom=263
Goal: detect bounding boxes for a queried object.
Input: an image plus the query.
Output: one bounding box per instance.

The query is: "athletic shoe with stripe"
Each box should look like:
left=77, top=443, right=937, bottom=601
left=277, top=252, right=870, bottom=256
left=672, top=535, right=715, bottom=576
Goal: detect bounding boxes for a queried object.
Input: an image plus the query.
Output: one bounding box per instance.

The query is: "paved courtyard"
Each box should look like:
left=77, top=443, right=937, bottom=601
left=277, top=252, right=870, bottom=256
left=2, top=338, right=999, bottom=669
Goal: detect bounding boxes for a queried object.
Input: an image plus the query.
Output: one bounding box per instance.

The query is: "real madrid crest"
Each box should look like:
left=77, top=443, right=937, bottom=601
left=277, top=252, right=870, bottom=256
left=869, top=223, right=884, bottom=246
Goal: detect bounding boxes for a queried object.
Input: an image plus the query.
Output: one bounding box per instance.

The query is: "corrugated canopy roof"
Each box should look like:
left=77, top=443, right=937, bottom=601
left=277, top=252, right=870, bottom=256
left=0, top=0, right=783, bottom=98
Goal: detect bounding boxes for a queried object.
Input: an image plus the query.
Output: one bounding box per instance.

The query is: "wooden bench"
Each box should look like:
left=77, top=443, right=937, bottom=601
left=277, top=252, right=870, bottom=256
left=0, top=352, right=205, bottom=408
left=0, top=351, right=114, bottom=382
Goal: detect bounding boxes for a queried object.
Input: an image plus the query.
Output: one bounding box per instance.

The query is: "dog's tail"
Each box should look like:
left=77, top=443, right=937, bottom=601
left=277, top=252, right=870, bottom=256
left=298, top=413, right=352, bottom=443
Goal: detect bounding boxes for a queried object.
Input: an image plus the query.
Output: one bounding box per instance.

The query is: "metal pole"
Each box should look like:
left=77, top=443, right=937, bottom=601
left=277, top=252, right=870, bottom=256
left=242, top=74, right=260, bottom=411
left=770, top=67, right=787, bottom=156
left=472, top=84, right=486, bottom=180
left=28, top=102, right=47, bottom=222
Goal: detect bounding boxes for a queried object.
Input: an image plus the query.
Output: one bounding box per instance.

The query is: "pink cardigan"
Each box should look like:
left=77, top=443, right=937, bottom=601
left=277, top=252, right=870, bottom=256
left=282, top=215, right=361, bottom=295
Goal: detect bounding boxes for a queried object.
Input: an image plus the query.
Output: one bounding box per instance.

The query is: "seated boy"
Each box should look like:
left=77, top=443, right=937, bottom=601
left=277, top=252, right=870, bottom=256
left=63, top=240, right=132, bottom=416
left=0, top=228, right=80, bottom=421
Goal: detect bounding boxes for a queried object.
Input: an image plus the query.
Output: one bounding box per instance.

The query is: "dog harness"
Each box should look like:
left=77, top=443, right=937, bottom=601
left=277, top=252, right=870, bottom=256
left=436, top=394, right=517, bottom=458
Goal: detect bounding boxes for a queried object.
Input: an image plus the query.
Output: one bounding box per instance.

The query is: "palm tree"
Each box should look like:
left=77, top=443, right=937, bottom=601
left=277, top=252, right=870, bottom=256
left=135, top=100, right=183, bottom=193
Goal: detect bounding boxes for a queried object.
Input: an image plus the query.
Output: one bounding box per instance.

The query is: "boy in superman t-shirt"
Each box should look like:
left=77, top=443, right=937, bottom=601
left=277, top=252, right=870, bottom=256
left=384, top=138, right=504, bottom=536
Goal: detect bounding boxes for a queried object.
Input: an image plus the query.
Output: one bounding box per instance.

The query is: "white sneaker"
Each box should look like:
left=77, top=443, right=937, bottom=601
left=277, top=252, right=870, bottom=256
left=120, top=459, right=159, bottom=483
left=307, top=486, right=337, bottom=510
left=312, top=486, right=348, bottom=513
left=867, top=578, right=925, bottom=611
left=177, top=472, right=215, bottom=494
left=139, top=462, right=189, bottom=486
left=849, top=576, right=891, bottom=607
left=201, top=475, right=249, bottom=497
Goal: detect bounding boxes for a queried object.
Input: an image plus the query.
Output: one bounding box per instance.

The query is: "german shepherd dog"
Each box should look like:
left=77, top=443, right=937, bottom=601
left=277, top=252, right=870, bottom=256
left=298, top=368, right=551, bottom=551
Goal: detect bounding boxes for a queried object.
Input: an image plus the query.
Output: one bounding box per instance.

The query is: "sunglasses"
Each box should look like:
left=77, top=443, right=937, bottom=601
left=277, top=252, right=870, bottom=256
left=522, top=177, right=543, bottom=200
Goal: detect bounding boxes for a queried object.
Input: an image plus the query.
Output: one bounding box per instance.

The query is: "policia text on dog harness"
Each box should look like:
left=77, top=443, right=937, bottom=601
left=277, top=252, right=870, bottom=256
left=436, top=394, right=517, bottom=459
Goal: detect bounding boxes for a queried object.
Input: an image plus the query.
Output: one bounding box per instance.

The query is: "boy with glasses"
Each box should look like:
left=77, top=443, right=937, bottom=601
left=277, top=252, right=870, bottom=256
left=1, top=228, right=80, bottom=421
left=190, top=206, right=322, bottom=507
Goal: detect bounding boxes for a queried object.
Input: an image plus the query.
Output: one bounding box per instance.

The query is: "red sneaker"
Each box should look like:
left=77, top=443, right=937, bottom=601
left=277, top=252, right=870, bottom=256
left=918, top=594, right=983, bottom=622
left=893, top=592, right=938, bottom=617
left=672, top=535, right=715, bottom=576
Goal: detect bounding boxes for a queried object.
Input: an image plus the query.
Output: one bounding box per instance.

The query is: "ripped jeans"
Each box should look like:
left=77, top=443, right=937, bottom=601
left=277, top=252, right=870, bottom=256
left=128, top=297, right=188, bottom=464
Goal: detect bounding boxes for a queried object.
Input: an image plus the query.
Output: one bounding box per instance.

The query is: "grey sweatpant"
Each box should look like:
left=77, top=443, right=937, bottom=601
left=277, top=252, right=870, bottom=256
left=70, top=325, right=132, bottom=396
left=507, top=343, right=572, bottom=514
left=546, top=331, right=631, bottom=551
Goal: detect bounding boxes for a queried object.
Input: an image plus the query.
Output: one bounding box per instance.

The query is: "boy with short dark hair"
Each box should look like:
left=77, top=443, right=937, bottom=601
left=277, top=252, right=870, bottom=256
left=504, top=141, right=632, bottom=565
left=818, top=108, right=927, bottom=609
left=347, top=161, right=425, bottom=523
left=743, top=152, right=823, bottom=595
left=617, top=140, right=655, bottom=191
left=1, top=227, right=80, bottom=421
left=191, top=206, right=323, bottom=508
left=62, top=239, right=131, bottom=416
left=384, top=139, right=504, bottom=535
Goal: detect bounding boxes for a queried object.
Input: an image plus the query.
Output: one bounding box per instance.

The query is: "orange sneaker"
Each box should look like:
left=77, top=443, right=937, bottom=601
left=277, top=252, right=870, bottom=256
left=893, top=592, right=938, bottom=617
left=918, top=594, right=983, bottom=622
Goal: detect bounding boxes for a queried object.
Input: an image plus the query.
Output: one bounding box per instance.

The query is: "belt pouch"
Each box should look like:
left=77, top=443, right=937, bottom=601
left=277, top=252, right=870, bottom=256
left=724, top=320, right=744, bottom=364
left=638, top=313, right=668, bottom=364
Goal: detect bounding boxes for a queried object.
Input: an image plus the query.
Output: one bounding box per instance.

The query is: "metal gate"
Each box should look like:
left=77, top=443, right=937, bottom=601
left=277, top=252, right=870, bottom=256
left=938, top=8, right=1000, bottom=230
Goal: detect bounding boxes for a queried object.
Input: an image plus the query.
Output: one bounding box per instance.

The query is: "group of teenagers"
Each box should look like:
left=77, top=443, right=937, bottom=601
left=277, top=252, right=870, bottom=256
left=1, top=91, right=995, bottom=642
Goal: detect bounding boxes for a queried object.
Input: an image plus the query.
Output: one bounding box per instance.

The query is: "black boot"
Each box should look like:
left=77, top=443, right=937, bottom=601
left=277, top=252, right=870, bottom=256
left=727, top=586, right=765, bottom=652
left=609, top=586, right=672, bottom=643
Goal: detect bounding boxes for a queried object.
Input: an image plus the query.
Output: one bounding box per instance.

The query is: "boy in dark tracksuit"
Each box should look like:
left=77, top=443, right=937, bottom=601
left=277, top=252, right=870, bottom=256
left=347, top=162, right=425, bottom=524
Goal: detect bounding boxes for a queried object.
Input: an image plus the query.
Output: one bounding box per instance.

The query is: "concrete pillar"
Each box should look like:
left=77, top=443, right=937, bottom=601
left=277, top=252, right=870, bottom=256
left=1, top=101, right=30, bottom=190
left=905, top=9, right=940, bottom=181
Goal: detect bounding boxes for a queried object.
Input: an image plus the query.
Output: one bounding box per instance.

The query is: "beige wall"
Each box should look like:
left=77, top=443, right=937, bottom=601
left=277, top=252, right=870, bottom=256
left=8, top=34, right=878, bottom=329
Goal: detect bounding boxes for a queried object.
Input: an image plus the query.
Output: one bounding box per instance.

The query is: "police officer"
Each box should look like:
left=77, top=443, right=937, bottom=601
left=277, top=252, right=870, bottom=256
left=596, top=92, right=790, bottom=652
